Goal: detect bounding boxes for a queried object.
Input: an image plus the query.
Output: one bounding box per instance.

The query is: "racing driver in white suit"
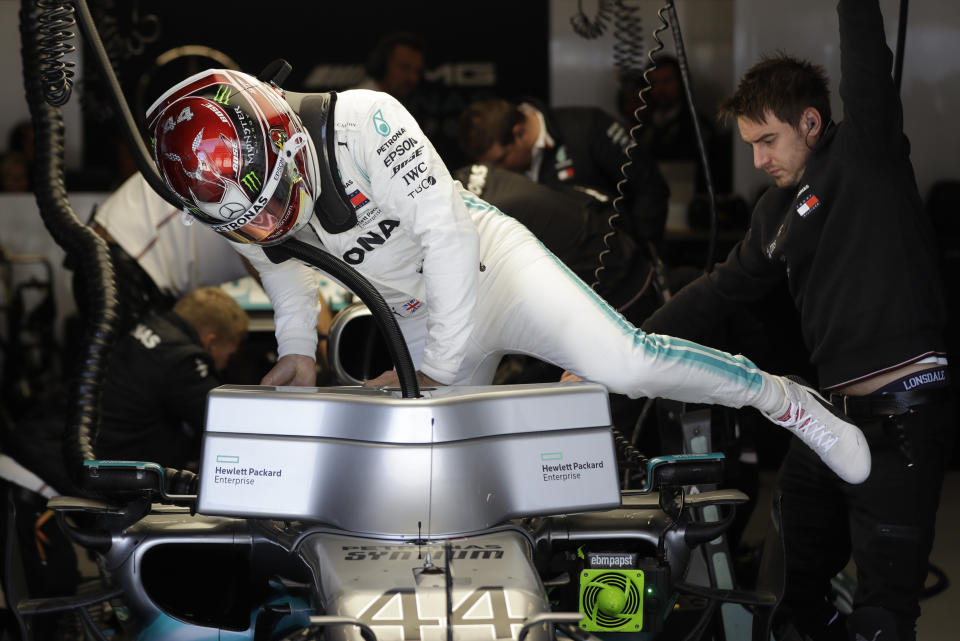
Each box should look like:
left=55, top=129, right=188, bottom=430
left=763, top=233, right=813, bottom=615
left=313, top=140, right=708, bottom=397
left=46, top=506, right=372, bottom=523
left=146, top=68, right=870, bottom=485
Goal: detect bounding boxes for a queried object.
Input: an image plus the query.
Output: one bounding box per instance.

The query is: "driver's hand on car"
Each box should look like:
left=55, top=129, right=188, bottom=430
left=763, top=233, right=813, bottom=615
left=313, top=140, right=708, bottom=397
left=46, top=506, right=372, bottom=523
left=364, top=369, right=444, bottom=388
left=261, top=354, right=318, bottom=387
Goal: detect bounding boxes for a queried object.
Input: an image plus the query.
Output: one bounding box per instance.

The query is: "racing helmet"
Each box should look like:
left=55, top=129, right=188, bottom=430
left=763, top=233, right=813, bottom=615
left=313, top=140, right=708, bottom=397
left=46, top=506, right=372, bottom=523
left=146, top=68, right=317, bottom=244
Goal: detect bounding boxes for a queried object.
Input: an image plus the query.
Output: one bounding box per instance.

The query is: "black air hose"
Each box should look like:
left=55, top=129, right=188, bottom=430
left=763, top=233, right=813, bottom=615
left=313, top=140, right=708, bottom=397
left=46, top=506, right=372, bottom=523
left=20, top=0, right=120, bottom=491
left=264, top=239, right=420, bottom=399
left=893, top=0, right=908, bottom=92
left=664, top=0, right=718, bottom=270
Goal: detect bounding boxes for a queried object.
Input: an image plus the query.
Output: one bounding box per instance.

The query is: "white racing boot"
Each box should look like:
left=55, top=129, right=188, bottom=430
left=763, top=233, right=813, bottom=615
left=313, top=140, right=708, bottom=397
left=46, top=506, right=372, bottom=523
left=765, top=375, right=871, bottom=484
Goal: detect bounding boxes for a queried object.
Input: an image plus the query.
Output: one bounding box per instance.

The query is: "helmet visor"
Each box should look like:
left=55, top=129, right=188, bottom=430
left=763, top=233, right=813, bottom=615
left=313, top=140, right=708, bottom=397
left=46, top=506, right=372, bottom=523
left=203, top=133, right=311, bottom=244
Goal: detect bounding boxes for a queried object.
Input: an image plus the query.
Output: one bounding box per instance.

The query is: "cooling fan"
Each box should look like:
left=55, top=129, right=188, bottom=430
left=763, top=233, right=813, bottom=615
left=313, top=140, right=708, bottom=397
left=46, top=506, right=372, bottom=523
left=578, top=569, right=645, bottom=632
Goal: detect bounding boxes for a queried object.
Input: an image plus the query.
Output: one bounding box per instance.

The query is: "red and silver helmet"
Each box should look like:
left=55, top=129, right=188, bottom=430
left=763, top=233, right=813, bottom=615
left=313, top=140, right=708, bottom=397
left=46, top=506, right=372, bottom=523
left=146, top=69, right=316, bottom=244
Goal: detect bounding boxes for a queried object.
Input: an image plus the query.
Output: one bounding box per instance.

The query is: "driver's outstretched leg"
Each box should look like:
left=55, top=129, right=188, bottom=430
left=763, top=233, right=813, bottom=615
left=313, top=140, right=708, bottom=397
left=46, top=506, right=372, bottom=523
left=478, top=249, right=871, bottom=484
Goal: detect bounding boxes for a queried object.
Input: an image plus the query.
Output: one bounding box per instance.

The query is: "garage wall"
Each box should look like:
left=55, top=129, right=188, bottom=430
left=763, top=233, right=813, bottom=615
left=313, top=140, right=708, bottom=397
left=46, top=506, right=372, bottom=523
left=731, top=0, right=960, bottom=201
left=549, top=0, right=960, bottom=202
left=550, top=0, right=734, bottom=119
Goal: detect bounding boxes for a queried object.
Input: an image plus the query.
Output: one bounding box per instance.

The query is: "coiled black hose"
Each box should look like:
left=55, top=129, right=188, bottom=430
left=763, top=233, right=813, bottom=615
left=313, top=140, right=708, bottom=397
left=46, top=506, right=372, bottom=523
left=570, top=0, right=645, bottom=77
left=570, top=0, right=612, bottom=39
left=612, top=0, right=644, bottom=77
left=34, top=0, right=75, bottom=106
left=583, top=0, right=722, bottom=287
left=591, top=4, right=670, bottom=293
left=20, top=0, right=121, bottom=491
left=611, top=426, right=648, bottom=476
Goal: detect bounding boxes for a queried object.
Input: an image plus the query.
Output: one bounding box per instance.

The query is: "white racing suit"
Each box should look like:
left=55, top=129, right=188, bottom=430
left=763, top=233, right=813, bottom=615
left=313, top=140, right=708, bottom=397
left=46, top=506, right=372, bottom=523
left=236, top=89, right=780, bottom=411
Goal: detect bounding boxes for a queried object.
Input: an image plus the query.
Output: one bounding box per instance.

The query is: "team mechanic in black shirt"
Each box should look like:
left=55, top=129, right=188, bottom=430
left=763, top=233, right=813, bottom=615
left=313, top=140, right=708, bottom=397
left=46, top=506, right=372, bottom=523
left=458, top=98, right=670, bottom=245
left=641, top=1, right=955, bottom=638
left=97, top=287, right=249, bottom=470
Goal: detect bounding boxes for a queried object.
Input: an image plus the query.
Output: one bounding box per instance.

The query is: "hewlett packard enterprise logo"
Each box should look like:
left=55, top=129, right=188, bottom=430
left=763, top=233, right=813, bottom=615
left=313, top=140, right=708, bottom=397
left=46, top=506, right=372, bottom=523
left=540, top=451, right=605, bottom=482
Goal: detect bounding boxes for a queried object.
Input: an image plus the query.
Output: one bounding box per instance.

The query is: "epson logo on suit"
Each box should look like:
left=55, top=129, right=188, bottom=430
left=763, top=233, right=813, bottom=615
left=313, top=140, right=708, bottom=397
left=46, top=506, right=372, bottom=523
left=382, top=138, right=420, bottom=167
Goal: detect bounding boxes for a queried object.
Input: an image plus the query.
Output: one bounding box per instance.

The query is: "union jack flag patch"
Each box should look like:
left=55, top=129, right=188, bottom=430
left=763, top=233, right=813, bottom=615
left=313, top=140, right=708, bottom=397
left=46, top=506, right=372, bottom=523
left=391, top=298, right=423, bottom=318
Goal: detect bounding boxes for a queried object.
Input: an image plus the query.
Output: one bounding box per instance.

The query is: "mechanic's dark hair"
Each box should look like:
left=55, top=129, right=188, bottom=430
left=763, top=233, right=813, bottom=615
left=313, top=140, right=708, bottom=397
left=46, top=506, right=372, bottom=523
left=645, top=54, right=680, bottom=79
left=618, top=55, right=681, bottom=93
left=366, top=32, right=427, bottom=81
left=458, top=99, right=525, bottom=161
left=718, top=52, right=831, bottom=130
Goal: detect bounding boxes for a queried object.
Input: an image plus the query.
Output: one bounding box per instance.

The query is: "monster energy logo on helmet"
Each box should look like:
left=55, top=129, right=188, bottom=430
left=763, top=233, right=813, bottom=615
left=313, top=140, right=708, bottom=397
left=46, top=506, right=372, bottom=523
left=213, top=85, right=233, bottom=105
left=241, top=171, right=262, bottom=192
left=372, top=109, right=391, bottom=136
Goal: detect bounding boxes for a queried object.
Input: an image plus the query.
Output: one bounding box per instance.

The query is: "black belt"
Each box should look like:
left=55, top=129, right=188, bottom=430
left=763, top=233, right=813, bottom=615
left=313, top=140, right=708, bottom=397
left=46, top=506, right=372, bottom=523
left=828, top=387, right=953, bottom=418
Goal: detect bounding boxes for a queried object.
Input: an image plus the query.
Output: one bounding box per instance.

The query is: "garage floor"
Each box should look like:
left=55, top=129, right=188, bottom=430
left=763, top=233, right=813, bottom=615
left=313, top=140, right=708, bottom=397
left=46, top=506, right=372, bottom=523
left=907, top=470, right=958, bottom=640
